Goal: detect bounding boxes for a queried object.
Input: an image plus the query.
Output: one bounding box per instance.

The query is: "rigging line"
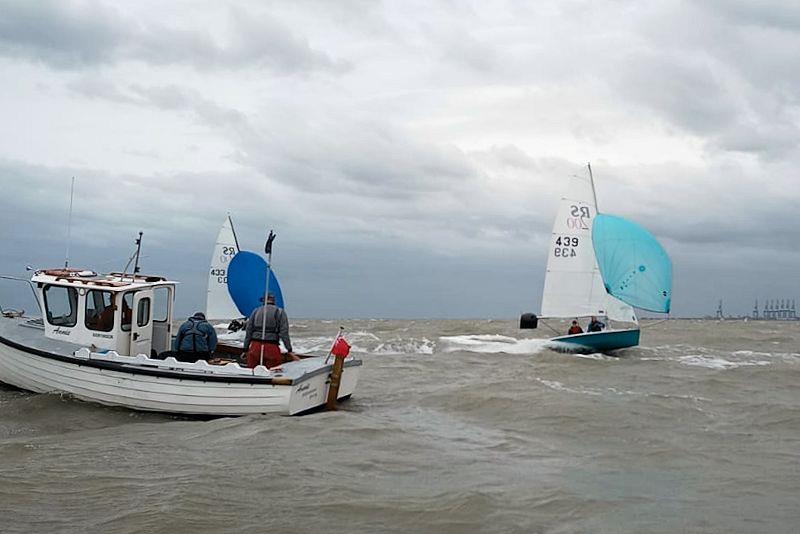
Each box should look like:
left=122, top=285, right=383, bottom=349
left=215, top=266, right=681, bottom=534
left=539, top=319, right=562, bottom=336
left=640, top=316, right=670, bottom=329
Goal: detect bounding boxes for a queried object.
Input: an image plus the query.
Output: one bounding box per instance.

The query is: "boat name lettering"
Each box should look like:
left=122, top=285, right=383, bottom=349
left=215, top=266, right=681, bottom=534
left=53, top=327, right=71, bottom=336
left=301, top=389, right=318, bottom=400
left=296, top=383, right=311, bottom=393
left=92, top=332, right=113, bottom=339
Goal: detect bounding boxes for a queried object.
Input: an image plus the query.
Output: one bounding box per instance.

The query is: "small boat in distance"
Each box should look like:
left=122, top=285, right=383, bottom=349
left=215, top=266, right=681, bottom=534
left=521, top=165, right=672, bottom=353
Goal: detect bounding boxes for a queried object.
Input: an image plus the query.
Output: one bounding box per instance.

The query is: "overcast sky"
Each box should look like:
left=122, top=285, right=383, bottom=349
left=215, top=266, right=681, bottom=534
left=1, top=0, right=798, bottom=318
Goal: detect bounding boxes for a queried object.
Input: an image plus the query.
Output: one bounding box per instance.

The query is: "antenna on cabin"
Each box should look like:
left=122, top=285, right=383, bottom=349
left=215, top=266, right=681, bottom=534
left=132, top=232, right=143, bottom=275
left=64, top=177, right=76, bottom=268
left=121, top=232, right=144, bottom=280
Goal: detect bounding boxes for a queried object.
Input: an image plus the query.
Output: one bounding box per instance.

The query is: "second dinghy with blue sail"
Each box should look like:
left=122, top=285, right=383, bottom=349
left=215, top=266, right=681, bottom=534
left=227, top=250, right=284, bottom=316
left=205, top=215, right=286, bottom=334
left=521, top=165, right=672, bottom=353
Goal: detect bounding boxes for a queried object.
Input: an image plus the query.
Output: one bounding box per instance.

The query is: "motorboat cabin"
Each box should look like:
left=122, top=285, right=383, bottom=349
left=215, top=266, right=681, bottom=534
left=34, top=268, right=175, bottom=358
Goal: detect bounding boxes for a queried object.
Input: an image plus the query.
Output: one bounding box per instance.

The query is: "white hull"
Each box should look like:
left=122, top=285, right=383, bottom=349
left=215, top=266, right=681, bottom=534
left=0, top=338, right=360, bottom=416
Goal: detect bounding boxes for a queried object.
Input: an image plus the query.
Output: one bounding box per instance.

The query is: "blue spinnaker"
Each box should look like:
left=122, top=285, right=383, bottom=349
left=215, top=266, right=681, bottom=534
left=227, top=251, right=285, bottom=317
left=592, top=214, right=672, bottom=313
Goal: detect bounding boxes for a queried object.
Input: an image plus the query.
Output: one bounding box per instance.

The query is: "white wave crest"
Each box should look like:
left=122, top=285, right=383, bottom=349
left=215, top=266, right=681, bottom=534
left=374, top=338, right=435, bottom=355
left=439, top=334, right=549, bottom=355
left=678, top=355, right=772, bottom=369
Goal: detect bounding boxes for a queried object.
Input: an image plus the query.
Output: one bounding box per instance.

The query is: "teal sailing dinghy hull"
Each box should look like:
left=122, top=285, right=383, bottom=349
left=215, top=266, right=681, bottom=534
left=548, top=328, right=640, bottom=353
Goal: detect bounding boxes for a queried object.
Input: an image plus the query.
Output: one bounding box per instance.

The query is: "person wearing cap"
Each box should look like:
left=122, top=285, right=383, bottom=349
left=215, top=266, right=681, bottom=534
left=173, top=311, right=218, bottom=362
left=243, top=294, right=299, bottom=368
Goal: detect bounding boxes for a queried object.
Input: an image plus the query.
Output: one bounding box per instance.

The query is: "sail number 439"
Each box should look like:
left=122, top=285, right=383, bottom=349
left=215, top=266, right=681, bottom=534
left=554, top=236, right=579, bottom=257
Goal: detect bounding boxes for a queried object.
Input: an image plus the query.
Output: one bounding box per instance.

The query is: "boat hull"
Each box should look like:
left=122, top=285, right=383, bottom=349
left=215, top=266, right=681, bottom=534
left=548, top=328, right=640, bottom=353
left=0, top=336, right=360, bottom=416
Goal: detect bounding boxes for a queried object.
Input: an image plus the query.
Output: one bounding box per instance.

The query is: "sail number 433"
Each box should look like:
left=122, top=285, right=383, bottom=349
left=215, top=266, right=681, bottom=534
left=554, top=236, right=579, bottom=257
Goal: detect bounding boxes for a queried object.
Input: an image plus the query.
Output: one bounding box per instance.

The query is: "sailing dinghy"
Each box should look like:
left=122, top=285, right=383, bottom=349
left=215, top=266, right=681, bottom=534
left=206, top=214, right=243, bottom=323
left=521, top=165, right=672, bottom=353
left=206, top=215, right=285, bottom=332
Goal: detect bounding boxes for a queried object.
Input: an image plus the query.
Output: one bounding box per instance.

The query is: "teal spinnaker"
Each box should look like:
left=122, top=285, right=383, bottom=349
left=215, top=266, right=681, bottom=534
left=592, top=214, right=672, bottom=313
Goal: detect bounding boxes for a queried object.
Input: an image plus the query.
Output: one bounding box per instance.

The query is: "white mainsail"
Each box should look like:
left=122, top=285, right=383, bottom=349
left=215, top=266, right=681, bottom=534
left=540, top=170, right=637, bottom=323
left=205, top=215, right=242, bottom=321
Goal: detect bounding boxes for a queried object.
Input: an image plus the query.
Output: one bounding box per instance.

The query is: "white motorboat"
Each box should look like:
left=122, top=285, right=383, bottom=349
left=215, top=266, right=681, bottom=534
left=0, top=268, right=361, bottom=416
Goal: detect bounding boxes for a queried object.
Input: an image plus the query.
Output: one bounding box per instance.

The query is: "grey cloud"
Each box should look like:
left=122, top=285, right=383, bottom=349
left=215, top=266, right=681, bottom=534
left=0, top=1, right=126, bottom=67
left=705, top=0, right=800, bottom=31
left=622, top=2, right=800, bottom=159
left=0, top=0, right=343, bottom=73
left=613, top=52, right=737, bottom=136
left=242, top=118, right=482, bottom=200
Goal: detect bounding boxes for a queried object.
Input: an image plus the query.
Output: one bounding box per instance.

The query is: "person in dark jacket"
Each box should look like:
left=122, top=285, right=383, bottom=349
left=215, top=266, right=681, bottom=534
left=243, top=294, right=299, bottom=368
left=568, top=320, right=583, bottom=335
left=173, top=312, right=218, bottom=362
left=587, top=316, right=606, bottom=332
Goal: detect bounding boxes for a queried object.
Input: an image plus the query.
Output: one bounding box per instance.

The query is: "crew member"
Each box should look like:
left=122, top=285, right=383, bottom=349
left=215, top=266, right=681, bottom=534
left=243, top=294, right=299, bottom=368
left=568, top=320, right=583, bottom=335
left=587, top=316, right=606, bottom=332
left=173, top=311, right=218, bottom=362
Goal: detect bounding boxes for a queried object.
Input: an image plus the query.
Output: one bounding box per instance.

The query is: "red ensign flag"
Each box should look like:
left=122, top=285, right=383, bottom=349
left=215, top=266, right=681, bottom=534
left=331, top=336, right=351, bottom=358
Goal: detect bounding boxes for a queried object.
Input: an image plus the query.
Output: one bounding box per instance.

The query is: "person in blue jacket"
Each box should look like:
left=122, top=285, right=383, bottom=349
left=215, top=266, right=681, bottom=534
left=173, top=311, right=218, bottom=362
left=587, top=316, right=606, bottom=332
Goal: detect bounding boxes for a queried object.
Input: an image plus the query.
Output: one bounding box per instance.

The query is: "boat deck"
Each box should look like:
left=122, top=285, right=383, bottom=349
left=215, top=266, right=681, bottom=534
left=0, top=316, right=360, bottom=384
left=0, top=316, right=84, bottom=358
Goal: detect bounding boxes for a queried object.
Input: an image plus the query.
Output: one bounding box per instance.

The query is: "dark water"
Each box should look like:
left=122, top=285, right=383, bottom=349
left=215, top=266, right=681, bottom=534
left=1, top=319, right=799, bottom=533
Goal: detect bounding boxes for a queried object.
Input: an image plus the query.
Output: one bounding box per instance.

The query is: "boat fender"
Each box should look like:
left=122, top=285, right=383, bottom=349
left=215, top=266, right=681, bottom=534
left=519, top=313, right=538, bottom=329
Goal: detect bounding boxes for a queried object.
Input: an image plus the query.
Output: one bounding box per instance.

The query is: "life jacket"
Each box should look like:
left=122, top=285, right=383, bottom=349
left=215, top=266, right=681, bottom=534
left=568, top=325, right=583, bottom=335
left=181, top=318, right=210, bottom=352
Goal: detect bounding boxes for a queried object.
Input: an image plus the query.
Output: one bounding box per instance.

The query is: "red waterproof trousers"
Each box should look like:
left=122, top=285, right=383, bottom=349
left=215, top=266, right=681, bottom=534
left=247, top=341, right=283, bottom=368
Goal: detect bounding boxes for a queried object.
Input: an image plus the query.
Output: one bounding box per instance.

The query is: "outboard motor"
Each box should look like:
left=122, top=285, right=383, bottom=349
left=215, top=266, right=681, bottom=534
left=519, top=313, right=538, bottom=329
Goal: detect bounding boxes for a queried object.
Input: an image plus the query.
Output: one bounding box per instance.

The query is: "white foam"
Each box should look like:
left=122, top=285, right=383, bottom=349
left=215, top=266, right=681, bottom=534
left=217, top=330, right=246, bottom=342
left=374, top=338, right=435, bottom=355
left=535, top=377, right=601, bottom=396
left=439, top=334, right=549, bottom=355
left=678, top=355, right=772, bottom=370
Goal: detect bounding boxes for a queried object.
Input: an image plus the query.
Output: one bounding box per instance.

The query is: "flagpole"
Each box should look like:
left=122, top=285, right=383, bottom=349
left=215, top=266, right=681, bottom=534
left=325, top=326, right=348, bottom=411
left=325, top=326, right=344, bottom=364
left=259, top=230, right=275, bottom=367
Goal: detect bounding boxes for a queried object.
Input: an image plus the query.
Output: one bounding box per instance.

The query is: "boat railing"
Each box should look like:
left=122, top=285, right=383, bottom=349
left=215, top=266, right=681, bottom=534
left=74, top=348, right=278, bottom=377
left=0, top=275, right=41, bottom=316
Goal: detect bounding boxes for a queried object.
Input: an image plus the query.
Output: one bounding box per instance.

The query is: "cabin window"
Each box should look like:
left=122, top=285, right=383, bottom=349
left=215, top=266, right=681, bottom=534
left=153, top=287, right=170, bottom=323
left=137, top=297, right=151, bottom=327
left=121, top=292, right=134, bottom=331
left=43, top=285, right=78, bottom=327
left=85, top=290, right=114, bottom=332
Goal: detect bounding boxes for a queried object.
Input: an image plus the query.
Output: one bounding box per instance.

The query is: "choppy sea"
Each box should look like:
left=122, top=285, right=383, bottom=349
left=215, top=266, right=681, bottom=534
left=1, top=319, right=799, bottom=533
